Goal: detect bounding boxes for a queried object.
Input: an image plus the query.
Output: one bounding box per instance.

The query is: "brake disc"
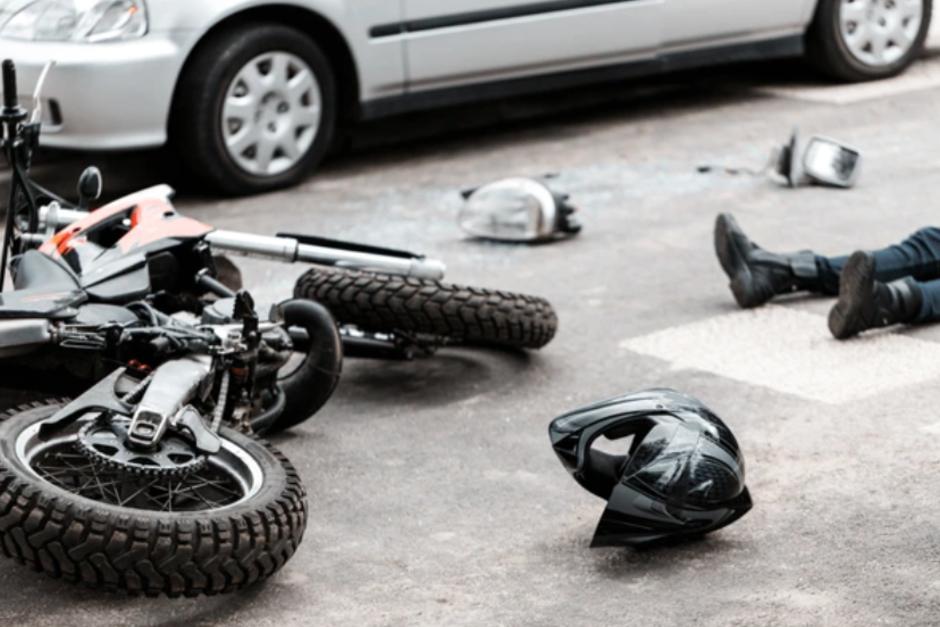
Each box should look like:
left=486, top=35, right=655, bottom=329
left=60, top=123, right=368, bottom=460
left=77, top=417, right=208, bottom=477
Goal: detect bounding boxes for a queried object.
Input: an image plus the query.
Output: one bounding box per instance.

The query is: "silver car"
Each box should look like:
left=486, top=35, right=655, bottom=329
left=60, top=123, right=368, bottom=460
left=0, top=0, right=932, bottom=194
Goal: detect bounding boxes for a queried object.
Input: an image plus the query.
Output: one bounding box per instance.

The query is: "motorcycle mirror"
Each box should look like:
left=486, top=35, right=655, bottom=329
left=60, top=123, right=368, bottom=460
left=770, top=129, right=860, bottom=189
left=458, top=177, right=582, bottom=243
left=77, top=166, right=103, bottom=210
left=802, top=136, right=861, bottom=188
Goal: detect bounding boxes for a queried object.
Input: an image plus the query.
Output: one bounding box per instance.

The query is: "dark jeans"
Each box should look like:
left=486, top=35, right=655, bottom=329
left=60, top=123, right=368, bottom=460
left=816, top=227, right=940, bottom=323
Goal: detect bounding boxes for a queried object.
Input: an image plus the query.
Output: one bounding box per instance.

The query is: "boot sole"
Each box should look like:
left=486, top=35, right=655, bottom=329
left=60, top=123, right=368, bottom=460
left=828, top=251, right=874, bottom=340
left=714, top=213, right=759, bottom=309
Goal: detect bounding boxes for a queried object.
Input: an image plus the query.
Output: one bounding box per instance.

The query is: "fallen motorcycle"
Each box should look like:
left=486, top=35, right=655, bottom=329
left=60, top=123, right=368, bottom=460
left=0, top=57, right=557, bottom=595
left=0, top=60, right=350, bottom=596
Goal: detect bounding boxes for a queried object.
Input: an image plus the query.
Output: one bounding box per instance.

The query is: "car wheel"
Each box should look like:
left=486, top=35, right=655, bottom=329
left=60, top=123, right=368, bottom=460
left=807, top=0, right=933, bottom=81
left=172, top=24, right=337, bottom=195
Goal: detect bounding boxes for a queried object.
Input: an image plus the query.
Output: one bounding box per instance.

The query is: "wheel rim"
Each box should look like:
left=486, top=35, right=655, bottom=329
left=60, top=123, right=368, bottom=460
left=839, top=0, right=924, bottom=67
left=16, top=414, right=264, bottom=512
left=221, top=51, right=322, bottom=177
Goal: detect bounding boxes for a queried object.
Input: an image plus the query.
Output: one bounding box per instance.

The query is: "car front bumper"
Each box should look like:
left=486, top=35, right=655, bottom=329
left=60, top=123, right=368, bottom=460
left=0, top=34, right=191, bottom=150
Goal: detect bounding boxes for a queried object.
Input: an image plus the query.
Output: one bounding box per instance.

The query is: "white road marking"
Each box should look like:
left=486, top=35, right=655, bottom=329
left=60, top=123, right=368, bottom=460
left=920, top=421, right=940, bottom=435
left=620, top=306, right=940, bottom=404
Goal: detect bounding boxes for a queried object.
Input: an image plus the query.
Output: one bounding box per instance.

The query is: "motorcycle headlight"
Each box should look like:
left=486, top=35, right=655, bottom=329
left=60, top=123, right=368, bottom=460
left=0, top=0, right=148, bottom=42
left=458, top=177, right=582, bottom=243
left=459, top=178, right=553, bottom=242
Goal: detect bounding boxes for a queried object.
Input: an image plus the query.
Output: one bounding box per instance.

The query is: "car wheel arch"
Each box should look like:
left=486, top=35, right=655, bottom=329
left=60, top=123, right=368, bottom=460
left=167, top=3, right=360, bottom=136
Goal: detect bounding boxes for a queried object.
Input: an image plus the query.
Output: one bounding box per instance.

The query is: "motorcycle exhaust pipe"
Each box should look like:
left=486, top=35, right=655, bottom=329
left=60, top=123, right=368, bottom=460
left=205, top=230, right=446, bottom=280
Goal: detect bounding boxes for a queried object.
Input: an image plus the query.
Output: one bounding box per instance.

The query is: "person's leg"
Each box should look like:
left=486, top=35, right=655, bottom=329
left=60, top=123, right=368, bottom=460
left=756, top=226, right=940, bottom=300
left=912, top=278, right=940, bottom=323
left=823, top=227, right=940, bottom=285
left=828, top=251, right=924, bottom=339
left=714, top=213, right=828, bottom=308
left=814, top=256, right=846, bottom=295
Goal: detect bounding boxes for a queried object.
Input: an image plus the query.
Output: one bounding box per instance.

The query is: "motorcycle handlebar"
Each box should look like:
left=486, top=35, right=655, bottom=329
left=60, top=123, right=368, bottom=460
left=2, top=59, right=18, bottom=112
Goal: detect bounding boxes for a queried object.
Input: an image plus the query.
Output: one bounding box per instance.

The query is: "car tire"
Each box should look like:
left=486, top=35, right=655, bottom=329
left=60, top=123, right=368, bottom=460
left=172, top=24, right=338, bottom=195
left=807, top=0, right=933, bottom=81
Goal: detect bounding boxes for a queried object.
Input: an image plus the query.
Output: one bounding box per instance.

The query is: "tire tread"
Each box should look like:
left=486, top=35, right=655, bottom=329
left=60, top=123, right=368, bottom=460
left=294, top=267, right=558, bottom=350
left=0, top=400, right=306, bottom=597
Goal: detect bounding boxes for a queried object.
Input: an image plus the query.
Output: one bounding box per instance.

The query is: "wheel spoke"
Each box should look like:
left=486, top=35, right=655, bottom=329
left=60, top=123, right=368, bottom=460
left=249, top=60, right=273, bottom=93
left=890, top=19, right=914, bottom=46
left=226, top=125, right=262, bottom=155
left=841, top=0, right=867, bottom=22
left=899, top=0, right=923, bottom=20
left=287, top=70, right=315, bottom=103
left=280, top=139, right=302, bottom=161
left=255, top=137, right=278, bottom=172
left=269, top=54, right=291, bottom=90
left=870, top=28, right=890, bottom=60
left=845, top=20, right=871, bottom=49
left=293, top=106, right=321, bottom=129
left=224, top=96, right=255, bottom=122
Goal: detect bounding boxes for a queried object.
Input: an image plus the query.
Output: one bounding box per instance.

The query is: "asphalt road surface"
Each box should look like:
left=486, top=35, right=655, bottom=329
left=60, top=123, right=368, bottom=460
left=5, top=49, right=940, bottom=626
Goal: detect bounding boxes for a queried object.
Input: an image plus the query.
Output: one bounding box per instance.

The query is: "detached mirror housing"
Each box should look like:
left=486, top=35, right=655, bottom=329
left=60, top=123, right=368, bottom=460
left=770, top=130, right=861, bottom=189
left=458, top=177, right=582, bottom=243
left=802, top=136, right=861, bottom=188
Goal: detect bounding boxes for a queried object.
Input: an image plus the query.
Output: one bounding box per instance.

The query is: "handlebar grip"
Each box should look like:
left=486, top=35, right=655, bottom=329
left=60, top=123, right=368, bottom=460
left=2, top=60, right=18, bottom=111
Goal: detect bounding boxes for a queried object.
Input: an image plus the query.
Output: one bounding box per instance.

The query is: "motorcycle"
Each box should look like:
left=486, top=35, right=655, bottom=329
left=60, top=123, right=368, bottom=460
left=0, top=58, right=557, bottom=596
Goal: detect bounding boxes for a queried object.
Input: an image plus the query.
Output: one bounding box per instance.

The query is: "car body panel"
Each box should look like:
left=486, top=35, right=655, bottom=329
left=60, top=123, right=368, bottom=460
left=0, top=35, right=191, bottom=149
left=662, top=0, right=817, bottom=48
left=0, top=0, right=824, bottom=151
left=398, top=0, right=663, bottom=91
left=0, top=0, right=405, bottom=149
left=146, top=0, right=407, bottom=100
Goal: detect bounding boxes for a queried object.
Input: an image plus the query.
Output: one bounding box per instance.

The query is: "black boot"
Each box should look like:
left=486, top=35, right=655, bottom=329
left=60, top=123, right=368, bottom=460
left=828, top=251, right=923, bottom=340
left=714, top=213, right=821, bottom=308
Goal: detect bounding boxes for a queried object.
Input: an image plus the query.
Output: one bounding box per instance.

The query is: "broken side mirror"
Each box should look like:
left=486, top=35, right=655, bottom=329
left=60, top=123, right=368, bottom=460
left=802, top=136, right=862, bottom=188
left=771, top=130, right=861, bottom=189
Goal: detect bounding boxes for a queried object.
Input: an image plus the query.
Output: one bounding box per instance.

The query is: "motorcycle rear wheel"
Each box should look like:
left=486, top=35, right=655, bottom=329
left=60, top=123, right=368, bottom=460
left=0, top=400, right=307, bottom=597
left=294, top=267, right=558, bottom=350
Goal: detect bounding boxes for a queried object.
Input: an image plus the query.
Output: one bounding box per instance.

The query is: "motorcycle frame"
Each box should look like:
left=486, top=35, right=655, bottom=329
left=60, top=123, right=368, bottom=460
left=4, top=58, right=445, bottom=365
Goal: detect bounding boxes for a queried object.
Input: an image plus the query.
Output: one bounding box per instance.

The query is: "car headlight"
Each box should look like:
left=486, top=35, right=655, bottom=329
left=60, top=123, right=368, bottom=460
left=0, top=0, right=148, bottom=42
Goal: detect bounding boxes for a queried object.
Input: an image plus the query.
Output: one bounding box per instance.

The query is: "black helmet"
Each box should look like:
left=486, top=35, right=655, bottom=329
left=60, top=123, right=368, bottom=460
left=549, top=389, right=751, bottom=547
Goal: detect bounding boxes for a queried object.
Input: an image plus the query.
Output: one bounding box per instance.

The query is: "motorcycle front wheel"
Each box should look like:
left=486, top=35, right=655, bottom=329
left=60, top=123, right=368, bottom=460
left=0, top=400, right=307, bottom=597
left=294, top=267, right=559, bottom=350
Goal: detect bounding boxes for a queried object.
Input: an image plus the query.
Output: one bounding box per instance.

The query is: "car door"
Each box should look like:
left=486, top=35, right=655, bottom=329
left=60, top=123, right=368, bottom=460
left=663, top=0, right=816, bottom=49
left=398, top=0, right=664, bottom=91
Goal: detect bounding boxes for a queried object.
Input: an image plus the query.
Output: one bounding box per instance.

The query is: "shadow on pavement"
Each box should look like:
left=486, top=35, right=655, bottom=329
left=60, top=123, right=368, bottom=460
left=0, top=560, right=273, bottom=624
left=588, top=535, right=749, bottom=578
left=334, top=349, right=534, bottom=409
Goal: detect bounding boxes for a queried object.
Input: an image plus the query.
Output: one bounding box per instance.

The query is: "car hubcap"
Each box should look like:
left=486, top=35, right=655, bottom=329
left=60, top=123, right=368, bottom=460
left=222, top=52, right=322, bottom=177
left=840, top=0, right=924, bottom=67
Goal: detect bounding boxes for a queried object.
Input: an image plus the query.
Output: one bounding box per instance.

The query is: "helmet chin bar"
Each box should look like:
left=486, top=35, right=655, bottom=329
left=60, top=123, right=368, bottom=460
left=549, top=389, right=752, bottom=547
